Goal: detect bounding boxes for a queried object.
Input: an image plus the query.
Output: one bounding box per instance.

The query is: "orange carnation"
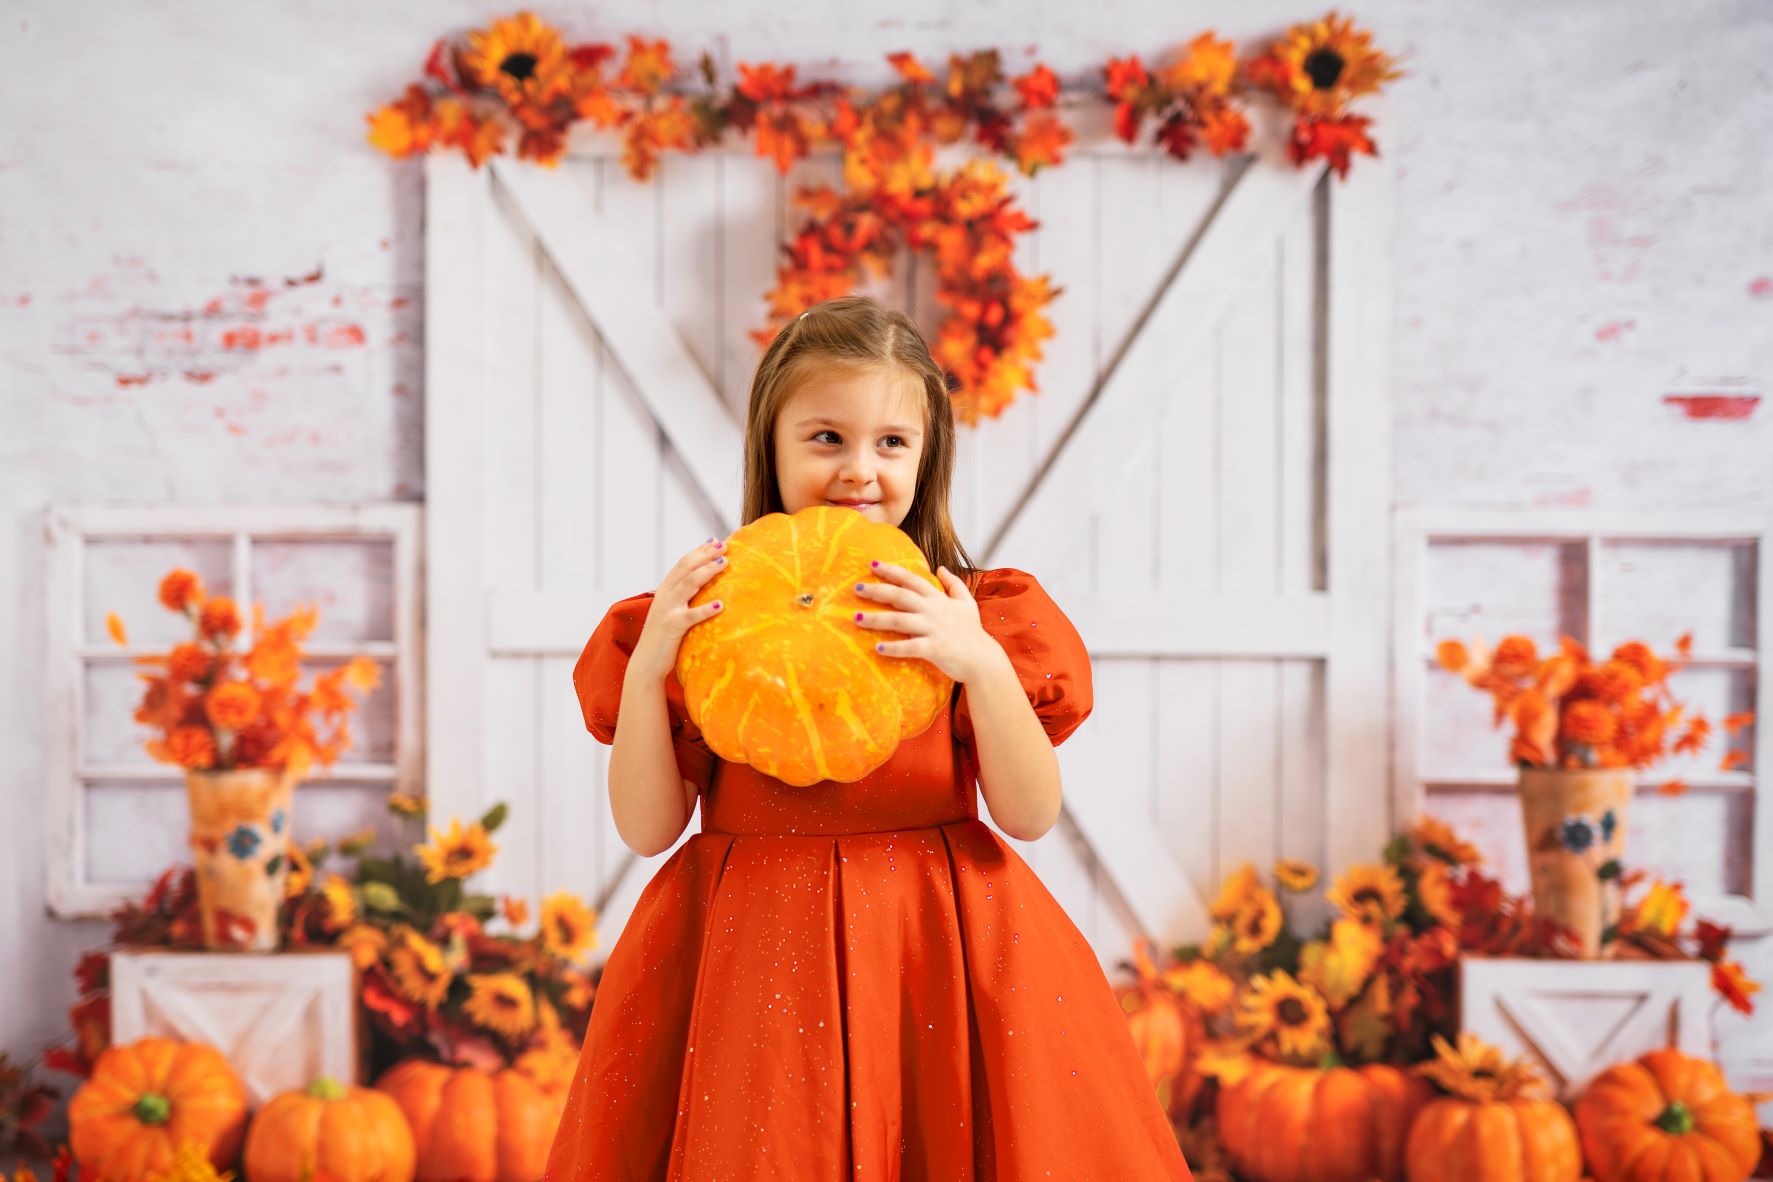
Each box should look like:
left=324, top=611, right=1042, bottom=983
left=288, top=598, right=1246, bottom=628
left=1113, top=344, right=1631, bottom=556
left=161, top=726, right=216, bottom=770
left=198, top=596, right=242, bottom=639
left=1491, top=635, right=1538, bottom=678
left=1561, top=700, right=1617, bottom=748
left=167, top=642, right=212, bottom=685
left=157, top=568, right=205, bottom=613
left=205, top=681, right=262, bottom=731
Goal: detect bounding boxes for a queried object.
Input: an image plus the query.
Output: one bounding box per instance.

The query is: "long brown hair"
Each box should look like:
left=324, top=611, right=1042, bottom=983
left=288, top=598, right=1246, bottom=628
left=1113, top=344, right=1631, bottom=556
left=741, top=295, right=980, bottom=582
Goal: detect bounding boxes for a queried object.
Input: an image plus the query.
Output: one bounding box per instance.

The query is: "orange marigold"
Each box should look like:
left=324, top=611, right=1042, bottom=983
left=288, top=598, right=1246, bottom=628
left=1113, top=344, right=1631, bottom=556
left=205, top=681, right=262, bottom=732
left=1491, top=635, right=1538, bottom=678
left=167, top=642, right=212, bottom=684
left=1561, top=699, right=1617, bottom=748
left=158, top=568, right=205, bottom=613
left=1610, top=641, right=1665, bottom=684
left=1587, top=659, right=1645, bottom=703
left=161, top=725, right=216, bottom=770
left=198, top=596, right=242, bottom=639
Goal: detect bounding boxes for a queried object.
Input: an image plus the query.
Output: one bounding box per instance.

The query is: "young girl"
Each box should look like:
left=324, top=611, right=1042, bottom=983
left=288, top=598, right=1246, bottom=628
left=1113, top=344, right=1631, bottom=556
left=545, top=296, right=1192, bottom=1180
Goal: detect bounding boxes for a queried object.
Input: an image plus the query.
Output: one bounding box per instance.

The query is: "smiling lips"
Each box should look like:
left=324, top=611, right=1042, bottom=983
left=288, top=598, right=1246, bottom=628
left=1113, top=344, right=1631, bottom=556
left=829, top=500, right=876, bottom=508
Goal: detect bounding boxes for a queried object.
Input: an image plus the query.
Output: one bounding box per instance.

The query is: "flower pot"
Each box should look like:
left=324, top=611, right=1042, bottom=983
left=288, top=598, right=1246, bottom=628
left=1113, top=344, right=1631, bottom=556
left=184, top=767, right=297, bottom=951
left=1517, top=766, right=1632, bottom=958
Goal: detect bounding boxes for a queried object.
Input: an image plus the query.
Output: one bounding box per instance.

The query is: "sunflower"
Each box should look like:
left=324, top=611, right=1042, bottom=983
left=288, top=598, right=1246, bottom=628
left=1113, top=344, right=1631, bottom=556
left=1247, top=12, right=1401, bottom=120
left=1209, top=863, right=1262, bottom=921
left=1413, top=861, right=1460, bottom=930
left=1273, top=859, right=1319, bottom=892
left=1160, top=960, right=1236, bottom=1014
left=1410, top=815, right=1481, bottom=867
left=1241, top=972, right=1330, bottom=1059
left=1417, top=1032, right=1543, bottom=1104
left=1229, top=890, right=1283, bottom=955
left=387, top=792, right=426, bottom=818
left=463, top=973, right=537, bottom=1040
left=336, top=923, right=388, bottom=972
left=1326, top=864, right=1407, bottom=926
left=1297, top=917, right=1381, bottom=1007
left=389, top=927, right=452, bottom=1008
left=415, top=819, right=497, bottom=884
left=319, top=874, right=356, bottom=931
left=283, top=841, right=313, bottom=898
left=540, top=891, right=598, bottom=960
left=462, top=13, right=571, bottom=111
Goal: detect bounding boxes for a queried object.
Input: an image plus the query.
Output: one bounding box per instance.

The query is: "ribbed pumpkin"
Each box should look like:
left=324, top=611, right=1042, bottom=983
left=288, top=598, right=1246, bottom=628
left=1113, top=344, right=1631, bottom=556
left=1217, top=1058, right=1432, bottom=1182
left=67, top=1036, right=248, bottom=1182
left=678, top=505, right=953, bottom=786
left=1404, top=1033, right=1581, bottom=1182
left=1574, top=1049, right=1761, bottom=1182
left=245, top=1076, right=416, bottom=1182
left=375, top=1060, right=568, bottom=1182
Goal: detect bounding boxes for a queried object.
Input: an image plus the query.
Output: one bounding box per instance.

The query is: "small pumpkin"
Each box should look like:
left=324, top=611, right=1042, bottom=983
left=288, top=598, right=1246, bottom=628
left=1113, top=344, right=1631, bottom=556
left=1574, top=1048, right=1760, bottom=1182
left=67, top=1036, right=248, bottom=1182
left=1114, top=939, right=1204, bottom=1122
left=678, top=505, right=953, bottom=786
left=376, top=1060, right=567, bottom=1182
left=1217, top=1058, right=1432, bottom=1182
left=244, top=1076, right=416, bottom=1182
left=1404, top=1033, right=1581, bottom=1182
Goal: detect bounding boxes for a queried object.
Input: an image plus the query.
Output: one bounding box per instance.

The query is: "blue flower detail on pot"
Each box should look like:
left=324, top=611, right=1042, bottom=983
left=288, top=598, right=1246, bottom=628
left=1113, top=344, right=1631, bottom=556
left=271, top=807, right=285, bottom=835
left=1559, top=814, right=1596, bottom=853
left=1599, top=807, right=1617, bottom=844
left=226, top=823, right=262, bottom=860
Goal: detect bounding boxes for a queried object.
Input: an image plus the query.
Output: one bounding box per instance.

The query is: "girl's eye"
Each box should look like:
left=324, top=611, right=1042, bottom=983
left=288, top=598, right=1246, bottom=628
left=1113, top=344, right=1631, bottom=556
left=812, top=431, right=908, bottom=449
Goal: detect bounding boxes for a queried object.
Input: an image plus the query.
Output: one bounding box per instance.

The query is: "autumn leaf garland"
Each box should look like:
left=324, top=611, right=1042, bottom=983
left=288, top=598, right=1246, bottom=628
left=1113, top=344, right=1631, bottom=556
left=367, top=11, right=1402, bottom=424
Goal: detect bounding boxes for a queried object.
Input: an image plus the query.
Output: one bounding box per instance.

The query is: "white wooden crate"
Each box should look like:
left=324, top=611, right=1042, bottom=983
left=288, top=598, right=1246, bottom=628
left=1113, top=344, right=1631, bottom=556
left=1459, top=956, right=1713, bottom=1100
left=110, top=950, right=360, bottom=1107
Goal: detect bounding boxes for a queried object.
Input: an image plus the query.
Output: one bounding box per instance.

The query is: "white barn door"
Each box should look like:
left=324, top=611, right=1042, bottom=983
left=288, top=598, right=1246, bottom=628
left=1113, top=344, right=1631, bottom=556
left=424, top=112, right=1394, bottom=967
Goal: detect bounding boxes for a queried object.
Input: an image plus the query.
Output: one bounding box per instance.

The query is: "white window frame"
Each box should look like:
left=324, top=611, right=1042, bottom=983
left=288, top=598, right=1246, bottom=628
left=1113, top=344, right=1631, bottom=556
left=43, top=503, right=424, bottom=919
left=1393, top=508, right=1771, bottom=934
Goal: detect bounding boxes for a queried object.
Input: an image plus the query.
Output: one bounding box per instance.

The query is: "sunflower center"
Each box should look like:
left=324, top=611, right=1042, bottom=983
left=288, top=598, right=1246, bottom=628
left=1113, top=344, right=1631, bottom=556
left=1304, top=49, right=1345, bottom=89
left=1277, top=998, right=1309, bottom=1027
left=501, top=52, right=539, bottom=81
left=1354, top=888, right=1381, bottom=908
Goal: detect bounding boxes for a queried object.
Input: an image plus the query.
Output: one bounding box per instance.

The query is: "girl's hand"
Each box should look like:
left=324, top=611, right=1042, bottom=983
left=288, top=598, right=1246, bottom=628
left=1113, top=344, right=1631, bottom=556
left=632, top=538, right=727, bottom=682
left=854, top=562, right=1005, bottom=684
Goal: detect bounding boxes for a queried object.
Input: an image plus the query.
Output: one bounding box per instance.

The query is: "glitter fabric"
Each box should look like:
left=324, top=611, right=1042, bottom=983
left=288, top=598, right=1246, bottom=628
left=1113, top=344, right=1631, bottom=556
left=545, top=569, right=1193, bottom=1180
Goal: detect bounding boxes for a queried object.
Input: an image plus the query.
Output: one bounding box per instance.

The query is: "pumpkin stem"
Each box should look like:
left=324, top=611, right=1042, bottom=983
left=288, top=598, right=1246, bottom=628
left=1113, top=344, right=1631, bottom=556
left=306, top=1076, right=347, bottom=1101
left=132, top=1092, right=173, bottom=1125
left=1654, top=1100, right=1695, bottom=1135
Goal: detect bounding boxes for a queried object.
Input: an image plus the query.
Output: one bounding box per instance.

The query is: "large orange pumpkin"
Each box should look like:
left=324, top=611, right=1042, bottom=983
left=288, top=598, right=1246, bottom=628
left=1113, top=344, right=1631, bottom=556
left=1404, top=1034, right=1580, bottom=1182
left=1574, top=1049, right=1761, bottom=1182
left=1217, top=1059, right=1433, bottom=1182
left=376, top=1060, right=568, bottom=1182
left=67, top=1036, right=248, bottom=1182
left=244, top=1076, right=416, bottom=1182
left=678, top=505, right=953, bottom=786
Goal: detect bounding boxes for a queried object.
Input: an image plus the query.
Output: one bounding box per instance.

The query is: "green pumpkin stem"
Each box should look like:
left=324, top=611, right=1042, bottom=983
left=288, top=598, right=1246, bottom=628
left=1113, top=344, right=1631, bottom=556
left=1654, top=1100, right=1695, bottom=1135
left=306, top=1076, right=348, bottom=1101
left=132, top=1092, right=173, bottom=1125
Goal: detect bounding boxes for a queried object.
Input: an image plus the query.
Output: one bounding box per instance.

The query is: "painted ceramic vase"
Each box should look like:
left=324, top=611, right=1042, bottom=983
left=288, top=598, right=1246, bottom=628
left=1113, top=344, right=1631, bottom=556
left=184, top=767, right=297, bottom=951
left=1518, top=766, right=1632, bottom=958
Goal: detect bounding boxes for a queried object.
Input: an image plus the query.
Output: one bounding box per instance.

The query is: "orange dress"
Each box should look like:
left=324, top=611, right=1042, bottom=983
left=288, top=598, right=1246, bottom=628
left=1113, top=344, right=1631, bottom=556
left=545, top=568, right=1192, bottom=1181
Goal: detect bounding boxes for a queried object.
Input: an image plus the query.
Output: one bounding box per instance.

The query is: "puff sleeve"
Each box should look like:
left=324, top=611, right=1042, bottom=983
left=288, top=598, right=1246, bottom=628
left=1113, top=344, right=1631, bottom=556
left=951, top=568, right=1094, bottom=760
left=571, top=592, right=718, bottom=792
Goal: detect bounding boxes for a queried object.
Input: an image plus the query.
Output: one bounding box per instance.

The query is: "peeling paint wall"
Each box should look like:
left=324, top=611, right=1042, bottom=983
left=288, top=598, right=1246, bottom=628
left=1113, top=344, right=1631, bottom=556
left=2, top=0, right=1768, bottom=1091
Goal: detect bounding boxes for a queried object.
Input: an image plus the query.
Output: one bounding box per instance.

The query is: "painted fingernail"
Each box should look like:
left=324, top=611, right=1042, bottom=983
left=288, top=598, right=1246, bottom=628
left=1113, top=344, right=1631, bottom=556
left=705, top=536, right=715, bottom=543
left=875, top=643, right=884, bottom=652
left=716, top=556, right=726, bottom=564
left=714, top=540, right=725, bottom=548
left=854, top=612, right=864, bottom=622
left=870, top=560, right=879, bottom=568
left=854, top=583, right=865, bottom=592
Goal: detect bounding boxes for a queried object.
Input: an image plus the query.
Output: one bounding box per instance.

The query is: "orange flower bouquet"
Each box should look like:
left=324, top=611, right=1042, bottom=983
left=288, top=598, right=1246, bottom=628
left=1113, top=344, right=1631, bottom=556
left=1435, top=631, right=1755, bottom=958
left=112, top=567, right=380, bottom=951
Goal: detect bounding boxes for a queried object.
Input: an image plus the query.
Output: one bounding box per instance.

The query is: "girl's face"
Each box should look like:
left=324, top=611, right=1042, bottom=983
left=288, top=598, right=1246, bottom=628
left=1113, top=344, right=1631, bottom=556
left=772, top=365, right=926, bottom=528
